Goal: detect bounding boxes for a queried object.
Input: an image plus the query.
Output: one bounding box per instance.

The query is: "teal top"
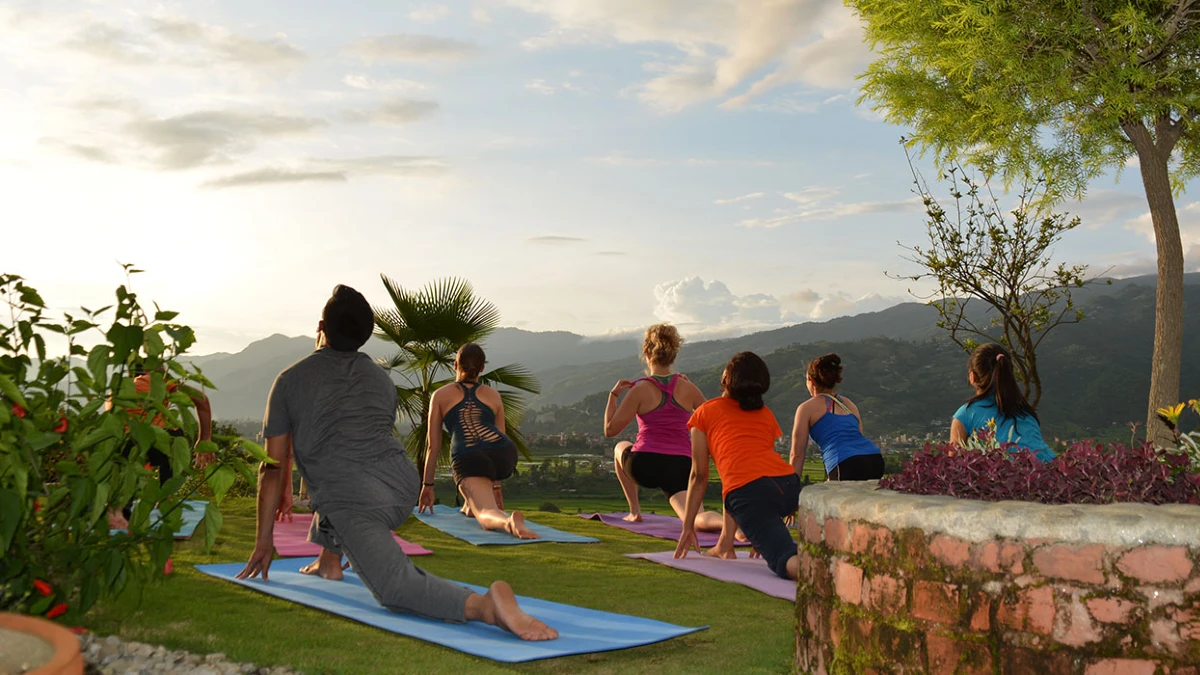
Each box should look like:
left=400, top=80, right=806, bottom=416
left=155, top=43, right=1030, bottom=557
left=952, top=395, right=1054, bottom=462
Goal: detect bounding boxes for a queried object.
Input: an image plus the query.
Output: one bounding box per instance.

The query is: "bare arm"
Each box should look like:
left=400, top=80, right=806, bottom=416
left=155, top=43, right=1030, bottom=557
left=677, top=378, right=707, bottom=412
left=950, top=418, right=969, bottom=445
left=603, top=380, right=639, bottom=437
left=193, top=393, right=213, bottom=442
left=789, top=403, right=812, bottom=476
left=424, top=390, right=446, bottom=485
left=674, top=428, right=711, bottom=558
left=236, top=433, right=288, bottom=580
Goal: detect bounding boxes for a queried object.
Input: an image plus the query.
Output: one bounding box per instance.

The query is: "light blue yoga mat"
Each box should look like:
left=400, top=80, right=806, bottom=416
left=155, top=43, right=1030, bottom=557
left=112, top=499, right=207, bottom=539
left=412, top=505, right=599, bottom=545
left=196, top=558, right=705, bottom=662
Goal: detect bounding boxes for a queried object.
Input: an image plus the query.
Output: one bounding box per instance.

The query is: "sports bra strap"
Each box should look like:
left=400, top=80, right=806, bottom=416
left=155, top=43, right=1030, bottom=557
left=821, top=393, right=855, bottom=417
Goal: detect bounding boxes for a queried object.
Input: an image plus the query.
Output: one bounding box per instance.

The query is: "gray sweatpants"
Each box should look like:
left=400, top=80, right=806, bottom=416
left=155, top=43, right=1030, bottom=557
left=308, top=506, right=473, bottom=622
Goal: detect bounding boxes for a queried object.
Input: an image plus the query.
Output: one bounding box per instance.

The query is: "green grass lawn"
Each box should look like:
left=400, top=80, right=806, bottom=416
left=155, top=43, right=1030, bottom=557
left=86, top=496, right=797, bottom=674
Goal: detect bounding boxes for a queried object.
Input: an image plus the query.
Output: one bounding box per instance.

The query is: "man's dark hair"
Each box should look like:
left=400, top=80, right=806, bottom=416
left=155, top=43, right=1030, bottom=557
left=322, top=285, right=374, bottom=352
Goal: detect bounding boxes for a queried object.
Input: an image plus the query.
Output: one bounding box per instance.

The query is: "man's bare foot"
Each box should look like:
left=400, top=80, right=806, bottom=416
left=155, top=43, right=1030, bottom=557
left=485, top=582, right=558, bottom=641
left=622, top=512, right=644, bottom=523
left=504, top=511, right=539, bottom=540
left=734, top=528, right=749, bottom=543
left=299, top=550, right=345, bottom=581
left=108, top=509, right=128, bottom=531
left=703, top=545, right=737, bottom=560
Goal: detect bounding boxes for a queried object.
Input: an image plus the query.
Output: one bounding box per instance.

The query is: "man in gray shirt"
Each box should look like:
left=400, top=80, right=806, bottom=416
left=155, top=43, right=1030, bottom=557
left=237, top=284, right=557, bottom=641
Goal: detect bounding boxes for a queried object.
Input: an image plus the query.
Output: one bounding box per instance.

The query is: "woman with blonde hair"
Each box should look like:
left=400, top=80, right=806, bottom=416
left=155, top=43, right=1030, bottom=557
left=604, top=324, right=725, bottom=537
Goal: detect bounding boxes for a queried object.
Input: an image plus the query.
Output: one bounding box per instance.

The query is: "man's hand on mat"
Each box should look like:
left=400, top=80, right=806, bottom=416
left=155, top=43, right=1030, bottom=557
left=237, top=545, right=275, bottom=581
left=418, top=486, right=436, bottom=514
left=674, top=528, right=700, bottom=559
left=275, top=492, right=294, bottom=522
left=748, top=547, right=762, bottom=560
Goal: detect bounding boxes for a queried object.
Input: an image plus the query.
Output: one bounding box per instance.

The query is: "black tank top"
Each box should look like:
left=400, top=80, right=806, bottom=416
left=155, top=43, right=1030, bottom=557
left=443, top=382, right=511, bottom=458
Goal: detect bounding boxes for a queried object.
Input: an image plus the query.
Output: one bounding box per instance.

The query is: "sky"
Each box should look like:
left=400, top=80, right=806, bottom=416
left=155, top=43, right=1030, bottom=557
left=1, top=0, right=1196, bottom=355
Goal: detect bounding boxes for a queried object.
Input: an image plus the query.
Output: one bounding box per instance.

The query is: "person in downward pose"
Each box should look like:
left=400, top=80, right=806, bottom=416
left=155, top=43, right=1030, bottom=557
left=790, top=353, right=884, bottom=481
left=421, top=343, right=537, bottom=539
left=950, top=342, right=1054, bottom=461
left=604, top=324, right=727, bottom=539
left=676, top=352, right=801, bottom=579
left=238, top=285, right=555, bottom=640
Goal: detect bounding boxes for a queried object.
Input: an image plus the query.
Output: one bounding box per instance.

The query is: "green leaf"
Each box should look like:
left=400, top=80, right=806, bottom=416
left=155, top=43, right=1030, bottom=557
left=206, top=465, right=236, bottom=506
left=240, top=440, right=270, bottom=463
left=203, top=504, right=223, bottom=554
left=26, top=431, right=62, bottom=452
left=0, top=489, right=22, bottom=551
left=80, top=575, right=100, bottom=613
left=0, top=372, right=26, bottom=407
left=74, top=426, right=113, bottom=452
left=88, top=483, right=111, bottom=527
left=169, top=435, right=190, bottom=476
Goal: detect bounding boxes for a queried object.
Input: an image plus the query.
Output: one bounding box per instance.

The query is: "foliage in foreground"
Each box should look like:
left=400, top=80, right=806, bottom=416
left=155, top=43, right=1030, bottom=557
left=880, top=440, right=1200, bottom=505
left=0, top=272, right=267, bottom=621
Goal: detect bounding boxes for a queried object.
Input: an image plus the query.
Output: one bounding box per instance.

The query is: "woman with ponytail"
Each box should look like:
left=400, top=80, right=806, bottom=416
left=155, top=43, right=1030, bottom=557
left=950, top=343, right=1054, bottom=462
left=604, top=324, right=725, bottom=533
left=675, top=352, right=800, bottom=580
left=790, top=353, right=884, bottom=481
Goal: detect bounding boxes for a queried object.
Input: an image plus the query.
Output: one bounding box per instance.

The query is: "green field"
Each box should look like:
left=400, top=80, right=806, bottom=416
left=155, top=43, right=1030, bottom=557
left=86, top=495, right=798, bottom=674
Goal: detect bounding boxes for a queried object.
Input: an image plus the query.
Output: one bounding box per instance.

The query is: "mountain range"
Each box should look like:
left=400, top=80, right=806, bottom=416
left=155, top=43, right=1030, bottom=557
left=190, top=273, right=1199, bottom=440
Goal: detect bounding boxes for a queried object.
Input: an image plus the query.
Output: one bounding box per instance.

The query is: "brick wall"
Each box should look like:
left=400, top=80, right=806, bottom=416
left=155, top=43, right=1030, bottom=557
left=796, top=497, right=1200, bottom=674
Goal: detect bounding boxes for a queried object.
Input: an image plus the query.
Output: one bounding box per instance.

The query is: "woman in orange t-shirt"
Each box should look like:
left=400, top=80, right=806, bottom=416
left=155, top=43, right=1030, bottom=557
left=675, top=351, right=800, bottom=580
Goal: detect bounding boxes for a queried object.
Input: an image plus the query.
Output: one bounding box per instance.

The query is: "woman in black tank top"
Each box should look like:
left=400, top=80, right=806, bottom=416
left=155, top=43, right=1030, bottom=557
left=420, top=343, right=538, bottom=540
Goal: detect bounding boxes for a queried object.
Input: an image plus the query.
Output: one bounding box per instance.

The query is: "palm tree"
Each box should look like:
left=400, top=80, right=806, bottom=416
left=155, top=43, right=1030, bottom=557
left=372, top=275, right=540, bottom=468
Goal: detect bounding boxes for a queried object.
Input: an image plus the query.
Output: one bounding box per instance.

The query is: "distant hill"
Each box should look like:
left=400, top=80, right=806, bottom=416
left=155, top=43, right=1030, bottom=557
left=192, top=272, right=1198, bottom=430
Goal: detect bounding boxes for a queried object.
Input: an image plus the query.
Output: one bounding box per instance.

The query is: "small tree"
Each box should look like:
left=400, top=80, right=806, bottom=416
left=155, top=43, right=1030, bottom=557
left=373, top=276, right=539, bottom=467
left=895, top=162, right=1093, bottom=409
left=848, top=0, right=1200, bottom=441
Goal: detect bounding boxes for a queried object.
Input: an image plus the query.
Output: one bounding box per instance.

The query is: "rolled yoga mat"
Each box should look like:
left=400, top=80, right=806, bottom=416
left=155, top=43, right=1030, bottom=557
left=196, top=557, right=705, bottom=663
left=412, top=505, right=598, bottom=545
left=625, top=550, right=796, bottom=601
left=273, top=512, right=432, bottom=557
left=111, top=499, right=207, bottom=540
left=578, top=512, right=751, bottom=547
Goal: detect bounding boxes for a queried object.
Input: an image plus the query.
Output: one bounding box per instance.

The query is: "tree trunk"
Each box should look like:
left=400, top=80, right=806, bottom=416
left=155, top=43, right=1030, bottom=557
left=1131, top=133, right=1185, bottom=445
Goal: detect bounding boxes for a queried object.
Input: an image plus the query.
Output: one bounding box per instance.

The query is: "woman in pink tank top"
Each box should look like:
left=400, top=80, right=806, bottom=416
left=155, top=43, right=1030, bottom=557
left=603, top=324, right=726, bottom=536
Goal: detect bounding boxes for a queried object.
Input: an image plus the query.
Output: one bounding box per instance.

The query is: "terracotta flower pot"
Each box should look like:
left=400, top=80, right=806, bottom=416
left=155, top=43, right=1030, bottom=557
left=0, top=613, right=83, bottom=675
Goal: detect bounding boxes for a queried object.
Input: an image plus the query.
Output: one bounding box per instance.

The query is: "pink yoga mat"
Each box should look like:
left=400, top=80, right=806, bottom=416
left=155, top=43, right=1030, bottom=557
left=625, top=551, right=795, bottom=601
left=273, top=513, right=432, bottom=558
left=578, top=513, right=749, bottom=547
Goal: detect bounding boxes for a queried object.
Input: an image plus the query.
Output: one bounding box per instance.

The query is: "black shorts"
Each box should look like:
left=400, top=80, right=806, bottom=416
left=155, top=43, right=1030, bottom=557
left=828, top=453, right=885, bottom=481
left=627, top=451, right=691, bottom=497
left=452, top=443, right=518, bottom=484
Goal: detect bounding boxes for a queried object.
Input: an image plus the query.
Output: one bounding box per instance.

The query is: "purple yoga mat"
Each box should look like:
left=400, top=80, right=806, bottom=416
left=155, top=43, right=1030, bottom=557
left=274, top=513, right=432, bottom=558
left=625, top=551, right=795, bottom=601
left=578, top=513, right=748, bottom=547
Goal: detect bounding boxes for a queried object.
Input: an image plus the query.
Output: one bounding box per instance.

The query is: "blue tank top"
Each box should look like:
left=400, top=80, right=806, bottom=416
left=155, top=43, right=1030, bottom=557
left=952, top=395, right=1053, bottom=462
left=442, top=382, right=511, bottom=459
left=809, top=394, right=882, bottom=474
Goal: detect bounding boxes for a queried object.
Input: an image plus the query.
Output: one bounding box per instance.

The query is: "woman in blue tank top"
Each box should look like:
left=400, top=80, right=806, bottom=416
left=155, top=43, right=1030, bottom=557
left=789, top=353, right=884, bottom=481
left=950, top=343, right=1054, bottom=461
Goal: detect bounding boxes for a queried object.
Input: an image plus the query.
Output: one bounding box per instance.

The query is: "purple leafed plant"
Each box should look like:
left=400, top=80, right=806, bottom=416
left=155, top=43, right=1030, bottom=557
left=879, top=441, right=1200, bottom=505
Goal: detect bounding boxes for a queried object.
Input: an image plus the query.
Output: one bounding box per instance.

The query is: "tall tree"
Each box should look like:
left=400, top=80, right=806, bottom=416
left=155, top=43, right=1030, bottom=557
left=848, top=0, right=1200, bottom=442
left=373, top=276, right=540, bottom=468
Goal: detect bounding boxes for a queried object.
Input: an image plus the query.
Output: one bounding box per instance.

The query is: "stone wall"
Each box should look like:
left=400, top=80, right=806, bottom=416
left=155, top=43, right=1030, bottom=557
left=795, top=482, right=1200, bottom=674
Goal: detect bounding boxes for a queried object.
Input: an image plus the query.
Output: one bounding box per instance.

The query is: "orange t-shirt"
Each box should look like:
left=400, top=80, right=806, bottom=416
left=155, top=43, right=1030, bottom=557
left=125, top=374, right=178, bottom=427
left=688, top=397, right=792, bottom=497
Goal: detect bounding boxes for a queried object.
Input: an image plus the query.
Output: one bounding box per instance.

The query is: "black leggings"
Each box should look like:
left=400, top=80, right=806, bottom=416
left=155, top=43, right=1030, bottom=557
left=724, top=474, right=801, bottom=579
left=828, top=453, right=884, bottom=481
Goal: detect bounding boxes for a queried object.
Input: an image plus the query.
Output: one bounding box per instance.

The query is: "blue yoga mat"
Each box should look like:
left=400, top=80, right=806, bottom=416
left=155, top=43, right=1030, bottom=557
left=112, top=499, right=207, bottom=539
left=196, top=558, right=704, bottom=662
left=412, top=505, right=598, bottom=545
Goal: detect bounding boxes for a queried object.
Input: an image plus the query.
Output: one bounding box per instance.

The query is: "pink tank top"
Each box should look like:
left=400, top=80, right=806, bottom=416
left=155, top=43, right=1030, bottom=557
left=630, top=375, right=692, bottom=458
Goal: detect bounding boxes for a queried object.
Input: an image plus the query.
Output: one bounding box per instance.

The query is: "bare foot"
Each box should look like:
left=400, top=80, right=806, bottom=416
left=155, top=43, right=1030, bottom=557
left=734, top=528, right=749, bottom=543
left=486, top=582, right=558, bottom=641
left=703, top=545, right=737, bottom=560
left=299, top=550, right=345, bottom=581
left=622, top=512, right=643, bottom=523
left=460, top=504, right=474, bottom=518
left=504, top=511, right=539, bottom=540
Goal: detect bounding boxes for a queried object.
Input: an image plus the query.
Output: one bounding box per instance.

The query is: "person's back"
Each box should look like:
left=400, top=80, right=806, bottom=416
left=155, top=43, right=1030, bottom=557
left=954, top=396, right=1052, bottom=460
left=442, top=382, right=511, bottom=458
left=266, top=347, right=418, bottom=514
left=950, top=343, right=1054, bottom=463
left=632, top=375, right=692, bottom=457
left=809, top=395, right=881, bottom=475
left=691, top=397, right=792, bottom=497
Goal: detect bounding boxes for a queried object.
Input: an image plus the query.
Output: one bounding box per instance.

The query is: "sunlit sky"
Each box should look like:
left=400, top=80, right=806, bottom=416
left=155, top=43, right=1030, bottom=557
left=2, top=1, right=1196, bottom=355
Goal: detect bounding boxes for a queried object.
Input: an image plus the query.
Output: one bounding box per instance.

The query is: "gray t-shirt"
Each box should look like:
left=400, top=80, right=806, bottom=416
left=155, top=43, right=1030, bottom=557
left=263, top=348, right=418, bottom=513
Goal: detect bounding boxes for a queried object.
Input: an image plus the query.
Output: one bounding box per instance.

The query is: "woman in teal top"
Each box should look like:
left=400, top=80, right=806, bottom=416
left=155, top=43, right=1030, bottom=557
left=950, top=343, right=1055, bottom=462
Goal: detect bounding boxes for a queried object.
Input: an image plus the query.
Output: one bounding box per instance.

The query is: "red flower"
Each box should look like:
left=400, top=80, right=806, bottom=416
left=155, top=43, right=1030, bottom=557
left=54, top=417, right=67, bottom=433
left=144, top=463, right=153, bottom=471
left=33, top=501, right=40, bottom=512
left=12, top=404, right=25, bottom=418
left=45, top=603, right=67, bottom=619
left=33, top=580, right=52, bottom=596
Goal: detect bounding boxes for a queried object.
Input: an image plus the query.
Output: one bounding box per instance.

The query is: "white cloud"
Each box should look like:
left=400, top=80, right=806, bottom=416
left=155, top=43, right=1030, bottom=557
left=1065, top=190, right=1146, bottom=230
left=342, top=74, right=428, bottom=93
left=64, top=15, right=305, bottom=70
left=587, top=155, right=776, bottom=167
left=1124, top=202, right=1200, bottom=272
left=472, top=8, right=493, bottom=23
left=525, top=79, right=556, bottom=95
left=346, top=34, right=478, bottom=63
left=122, top=109, right=326, bottom=169
left=503, top=0, right=872, bottom=112
left=344, top=98, right=439, bottom=126
left=409, top=4, right=452, bottom=23
left=737, top=187, right=922, bottom=228
left=201, top=168, right=346, bottom=189
left=714, top=192, right=764, bottom=205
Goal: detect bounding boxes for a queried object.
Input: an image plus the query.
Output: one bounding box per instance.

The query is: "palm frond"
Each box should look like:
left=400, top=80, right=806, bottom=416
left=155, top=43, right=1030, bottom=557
left=480, top=363, right=540, bottom=396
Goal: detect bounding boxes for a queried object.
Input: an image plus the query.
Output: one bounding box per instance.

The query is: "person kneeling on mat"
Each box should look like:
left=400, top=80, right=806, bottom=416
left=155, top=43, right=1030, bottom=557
left=237, top=285, right=556, bottom=641
left=420, top=342, right=536, bottom=540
